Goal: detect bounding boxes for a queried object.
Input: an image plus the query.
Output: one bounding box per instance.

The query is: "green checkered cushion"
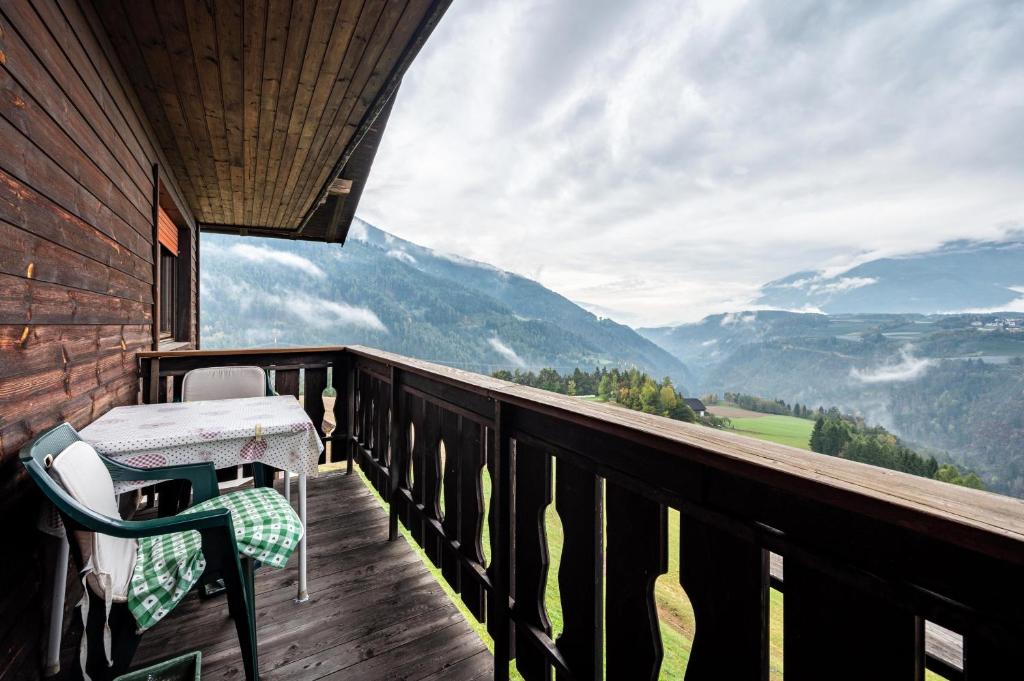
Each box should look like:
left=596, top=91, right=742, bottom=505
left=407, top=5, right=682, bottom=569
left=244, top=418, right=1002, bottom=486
left=128, top=487, right=302, bottom=631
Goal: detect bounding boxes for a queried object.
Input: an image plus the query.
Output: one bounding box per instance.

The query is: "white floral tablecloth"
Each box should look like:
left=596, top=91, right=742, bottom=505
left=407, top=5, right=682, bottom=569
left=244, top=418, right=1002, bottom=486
left=79, top=395, right=322, bottom=493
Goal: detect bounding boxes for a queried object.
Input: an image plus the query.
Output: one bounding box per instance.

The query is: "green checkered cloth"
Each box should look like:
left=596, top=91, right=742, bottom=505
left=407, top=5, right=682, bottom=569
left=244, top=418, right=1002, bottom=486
left=128, top=487, right=303, bottom=631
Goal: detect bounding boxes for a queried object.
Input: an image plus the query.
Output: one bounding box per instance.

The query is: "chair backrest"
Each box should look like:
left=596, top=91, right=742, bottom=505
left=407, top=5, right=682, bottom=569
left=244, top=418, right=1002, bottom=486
left=20, top=424, right=136, bottom=599
left=21, top=423, right=94, bottom=526
left=181, top=366, right=270, bottom=402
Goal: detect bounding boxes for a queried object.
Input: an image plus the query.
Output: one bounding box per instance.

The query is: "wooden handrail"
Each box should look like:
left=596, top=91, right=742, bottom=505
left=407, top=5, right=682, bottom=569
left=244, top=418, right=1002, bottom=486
left=140, top=345, right=1023, bottom=679
left=345, top=345, right=1024, bottom=562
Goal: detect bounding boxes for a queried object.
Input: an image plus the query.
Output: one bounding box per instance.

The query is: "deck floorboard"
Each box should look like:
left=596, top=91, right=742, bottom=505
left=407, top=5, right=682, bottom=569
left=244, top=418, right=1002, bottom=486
left=131, top=471, right=493, bottom=680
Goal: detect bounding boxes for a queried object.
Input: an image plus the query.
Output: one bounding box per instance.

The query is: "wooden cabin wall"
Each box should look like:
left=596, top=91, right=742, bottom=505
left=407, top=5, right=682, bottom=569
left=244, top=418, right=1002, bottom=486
left=0, top=0, right=196, bottom=676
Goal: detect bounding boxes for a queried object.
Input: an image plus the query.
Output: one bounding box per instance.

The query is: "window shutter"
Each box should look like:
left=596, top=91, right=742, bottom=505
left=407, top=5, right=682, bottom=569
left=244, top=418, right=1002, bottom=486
left=157, top=206, right=179, bottom=255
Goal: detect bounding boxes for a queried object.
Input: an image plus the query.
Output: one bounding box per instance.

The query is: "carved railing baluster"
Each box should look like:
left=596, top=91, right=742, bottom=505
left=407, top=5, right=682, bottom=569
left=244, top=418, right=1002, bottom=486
left=679, top=512, right=768, bottom=680
left=606, top=481, right=667, bottom=681
left=333, top=357, right=351, bottom=471
left=303, top=367, right=327, bottom=463
left=351, top=371, right=362, bottom=449
left=439, top=409, right=462, bottom=590
left=488, top=418, right=513, bottom=670
left=374, top=375, right=391, bottom=494
left=785, top=554, right=920, bottom=680
left=513, top=440, right=553, bottom=681
left=357, top=371, right=370, bottom=469
left=388, top=370, right=407, bottom=540
left=421, top=401, right=443, bottom=564
left=554, top=456, right=603, bottom=681
left=458, top=414, right=486, bottom=621
left=409, top=393, right=427, bottom=545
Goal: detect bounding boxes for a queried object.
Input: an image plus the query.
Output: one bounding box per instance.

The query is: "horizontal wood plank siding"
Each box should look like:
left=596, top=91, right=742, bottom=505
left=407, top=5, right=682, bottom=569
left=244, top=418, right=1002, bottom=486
left=0, top=2, right=197, bottom=677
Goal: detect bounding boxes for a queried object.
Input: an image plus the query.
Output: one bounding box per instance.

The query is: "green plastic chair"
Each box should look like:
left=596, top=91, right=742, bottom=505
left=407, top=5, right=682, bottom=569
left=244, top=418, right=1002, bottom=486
left=20, top=423, right=259, bottom=681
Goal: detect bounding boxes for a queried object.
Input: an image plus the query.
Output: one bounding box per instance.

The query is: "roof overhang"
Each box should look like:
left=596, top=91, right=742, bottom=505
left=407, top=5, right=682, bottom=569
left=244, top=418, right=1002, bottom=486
left=92, top=0, right=450, bottom=243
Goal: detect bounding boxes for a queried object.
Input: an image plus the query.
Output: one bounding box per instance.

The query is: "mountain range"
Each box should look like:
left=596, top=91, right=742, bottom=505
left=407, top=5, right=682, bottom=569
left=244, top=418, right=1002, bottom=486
left=756, top=238, right=1024, bottom=314
left=202, top=225, right=1024, bottom=496
left=639, top=309, right=1024, bottom=496
left=200, top=219, right=690, bottom=384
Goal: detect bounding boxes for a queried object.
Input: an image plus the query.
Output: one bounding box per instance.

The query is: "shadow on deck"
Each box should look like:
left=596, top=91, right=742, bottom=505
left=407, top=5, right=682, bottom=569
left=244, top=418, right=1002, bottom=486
left=132, top=471, right=493, bottom=681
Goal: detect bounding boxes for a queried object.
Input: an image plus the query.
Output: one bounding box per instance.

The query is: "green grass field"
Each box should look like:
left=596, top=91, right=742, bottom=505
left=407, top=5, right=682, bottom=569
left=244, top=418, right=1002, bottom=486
left=727, top=414, right=815, bottom=450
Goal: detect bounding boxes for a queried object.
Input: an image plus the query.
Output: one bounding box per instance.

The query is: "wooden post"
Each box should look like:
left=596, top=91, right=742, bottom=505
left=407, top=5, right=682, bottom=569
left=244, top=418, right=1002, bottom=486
left=606, top=482, right=667, bottom=681
left=513, top=439, right=553, bottom=681
left=331, top=353, right=348, bottom=469
left=345, top=354, right=355, bottom=474
left=388, top=365, right=403, bottom=541
left=151, top=164, right=161, bottom=350
left=490, top=400, right=513, bottom=681
left=193, top=223, right=200, bottom=348
left=147, top=358, right=160, bottom=405
left=679, top=512, right=768, bottom=680
left=304, top=367, right=328, bottom=463
left=555, top=457, right=603, bottom=681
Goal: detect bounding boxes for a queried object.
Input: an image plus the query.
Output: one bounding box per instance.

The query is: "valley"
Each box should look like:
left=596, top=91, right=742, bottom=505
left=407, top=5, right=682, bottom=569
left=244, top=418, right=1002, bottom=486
left=641, top=310, right=1024, bottom=496
left=203, top=224, right=1024, bottom=498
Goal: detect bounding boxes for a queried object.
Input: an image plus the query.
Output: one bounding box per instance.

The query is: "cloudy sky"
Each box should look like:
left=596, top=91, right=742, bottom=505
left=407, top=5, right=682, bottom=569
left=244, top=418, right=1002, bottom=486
left=358, top=0, right=1024, bottom=327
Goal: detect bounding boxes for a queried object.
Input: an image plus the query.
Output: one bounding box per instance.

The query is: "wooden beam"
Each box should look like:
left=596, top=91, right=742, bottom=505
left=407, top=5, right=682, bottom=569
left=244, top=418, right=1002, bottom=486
left=327, top=178, right=353, bottom=195
left=295, top=0, right=453, bottom=233
left=151, top=164, right=160, bottom=349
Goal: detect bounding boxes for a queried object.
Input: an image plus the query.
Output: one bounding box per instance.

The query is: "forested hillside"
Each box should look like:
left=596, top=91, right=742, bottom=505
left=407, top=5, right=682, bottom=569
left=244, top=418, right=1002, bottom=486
left=642, top=311, right=1024, bottom=496
left=200, top=219, right=689, bottom=384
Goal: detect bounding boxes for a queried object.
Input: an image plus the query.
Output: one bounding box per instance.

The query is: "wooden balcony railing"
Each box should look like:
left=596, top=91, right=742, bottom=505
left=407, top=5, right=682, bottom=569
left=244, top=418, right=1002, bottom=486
left=140, top=345, right=1024, bottom=681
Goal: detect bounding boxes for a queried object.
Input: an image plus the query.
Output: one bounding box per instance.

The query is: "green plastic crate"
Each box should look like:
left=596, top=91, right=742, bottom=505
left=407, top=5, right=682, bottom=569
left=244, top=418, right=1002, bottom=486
left=114, top=651, right=201, bottom=681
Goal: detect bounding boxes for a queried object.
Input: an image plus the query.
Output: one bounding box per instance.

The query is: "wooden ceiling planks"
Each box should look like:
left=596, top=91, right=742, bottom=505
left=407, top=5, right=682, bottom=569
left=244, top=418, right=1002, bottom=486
left=91, top=0, right=448, bottom=239
left=265, top=0, right=360, bottom=228
left=273, top=0, right=394, bottom=227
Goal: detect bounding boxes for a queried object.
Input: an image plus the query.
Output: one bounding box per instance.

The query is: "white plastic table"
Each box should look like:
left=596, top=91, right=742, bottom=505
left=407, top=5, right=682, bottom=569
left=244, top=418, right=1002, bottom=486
left=80, top=394, right=322, bottom=601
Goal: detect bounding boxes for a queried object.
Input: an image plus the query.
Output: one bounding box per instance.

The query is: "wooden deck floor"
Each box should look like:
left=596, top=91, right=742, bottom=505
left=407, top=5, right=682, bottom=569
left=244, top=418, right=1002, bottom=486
left=131, top=471, right=493, bottom=680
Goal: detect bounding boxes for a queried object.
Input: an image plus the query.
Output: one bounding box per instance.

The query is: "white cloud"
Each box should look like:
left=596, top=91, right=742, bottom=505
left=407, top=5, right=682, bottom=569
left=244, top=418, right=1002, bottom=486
left=721, top=312, right=757, bottom=326
left=202, top=273, right=385, bottom=332
left=809, top=277, right=879, bottom=295
left=488, top=337, right=526, bottom=367
left=348, top=221, right=369, bottom=242
left=287, top=295, right=387, bottom=332
left=944, top=288, right=1024, bottom=314
left=227, top=244, right=326, bottom=279
left=434, top=248, right=508, bottom=277
left=387, top=249, right=417, bottom=265
left=358, top=0, right=1024, bottom=326
left=850, top=348, right=934, bottom=384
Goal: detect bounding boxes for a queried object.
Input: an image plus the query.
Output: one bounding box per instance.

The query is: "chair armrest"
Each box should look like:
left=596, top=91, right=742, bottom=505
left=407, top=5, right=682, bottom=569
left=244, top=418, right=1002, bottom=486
left=101, top=457, right=220, bottom=505
left=62, top=503, right=234, bottom=540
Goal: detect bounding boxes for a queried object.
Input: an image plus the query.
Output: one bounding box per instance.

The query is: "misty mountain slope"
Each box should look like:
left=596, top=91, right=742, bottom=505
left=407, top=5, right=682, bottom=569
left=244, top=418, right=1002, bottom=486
left=639, top=310, right=835, bottom=380
left=348, top=220, right=686, bottom=378
left=640, top=308, right=1024, bottom=495
left=200, top=220, right=689, bottom=384
left=757, top=239, right=1024, bottom=314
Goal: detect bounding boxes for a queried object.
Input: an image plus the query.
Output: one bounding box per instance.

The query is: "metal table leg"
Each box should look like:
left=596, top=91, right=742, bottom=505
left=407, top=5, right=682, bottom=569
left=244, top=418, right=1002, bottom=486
left=296, top=472, right=308, bottom=602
